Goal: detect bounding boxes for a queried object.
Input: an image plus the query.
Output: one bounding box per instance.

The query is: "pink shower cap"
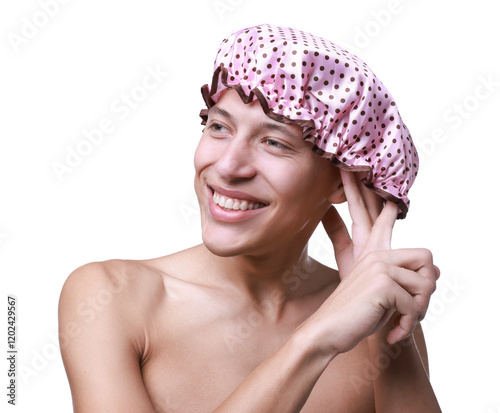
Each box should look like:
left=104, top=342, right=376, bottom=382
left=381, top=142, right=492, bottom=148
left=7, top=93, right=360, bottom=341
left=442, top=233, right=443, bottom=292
left=200, top=23, right=418, bottom=218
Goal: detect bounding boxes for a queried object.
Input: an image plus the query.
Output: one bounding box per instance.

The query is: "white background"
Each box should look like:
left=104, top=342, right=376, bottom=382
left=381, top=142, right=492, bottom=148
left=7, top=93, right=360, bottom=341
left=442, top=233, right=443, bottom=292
left=1, top=0, right=499, bottom=412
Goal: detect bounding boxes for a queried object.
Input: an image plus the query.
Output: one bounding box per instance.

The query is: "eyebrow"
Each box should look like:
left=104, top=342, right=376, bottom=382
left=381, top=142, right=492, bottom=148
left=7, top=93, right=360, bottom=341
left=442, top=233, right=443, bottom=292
left=208, top=106, right=233, bottom=121
left=257, top=121, right=302, bottom=140
left=208, top=106, right=302, bottom=140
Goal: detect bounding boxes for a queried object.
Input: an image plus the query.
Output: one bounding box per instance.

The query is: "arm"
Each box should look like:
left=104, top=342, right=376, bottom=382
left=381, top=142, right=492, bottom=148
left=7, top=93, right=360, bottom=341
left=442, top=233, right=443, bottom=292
left=324, top=171, right=441, bottom=411
left=58, top=262, right=155, bottom=413
left=216, top=204, right=438, bottom=412
left=368, top=324, right=441, bottom=413
left=214, top=330, right=336, bottom=413
left=215, top=242, right=438, bottom=412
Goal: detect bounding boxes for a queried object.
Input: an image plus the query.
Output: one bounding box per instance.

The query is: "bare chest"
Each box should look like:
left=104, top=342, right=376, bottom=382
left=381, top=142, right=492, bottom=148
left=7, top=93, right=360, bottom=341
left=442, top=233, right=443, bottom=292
left=140, top=306, right=375, bottom=412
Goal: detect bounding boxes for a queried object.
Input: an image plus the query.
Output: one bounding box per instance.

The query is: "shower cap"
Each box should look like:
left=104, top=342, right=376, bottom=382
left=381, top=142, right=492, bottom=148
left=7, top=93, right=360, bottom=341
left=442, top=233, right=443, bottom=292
left=200, top=23, right=418, bottom=218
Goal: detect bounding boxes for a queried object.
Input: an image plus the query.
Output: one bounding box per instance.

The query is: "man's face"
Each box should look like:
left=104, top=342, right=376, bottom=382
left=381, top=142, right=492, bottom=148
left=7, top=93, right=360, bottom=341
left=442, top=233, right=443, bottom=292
left=194, top=89, right=342, bottom=258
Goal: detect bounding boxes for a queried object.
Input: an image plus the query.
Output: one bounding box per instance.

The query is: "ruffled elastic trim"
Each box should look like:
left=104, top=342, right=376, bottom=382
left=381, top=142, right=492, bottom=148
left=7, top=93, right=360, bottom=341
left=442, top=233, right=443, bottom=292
left=199, top=64, right=408, bottom=219
left=200, top=64, right=315, bottom=133
left=310, top=146, right=408, bottom=218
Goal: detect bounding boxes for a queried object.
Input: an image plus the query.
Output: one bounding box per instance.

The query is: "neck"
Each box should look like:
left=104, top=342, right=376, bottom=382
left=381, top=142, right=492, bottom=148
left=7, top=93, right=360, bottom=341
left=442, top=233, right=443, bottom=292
left=197, top=203, right=334, bottom=314
left=200, top=237, right=323, bottom=304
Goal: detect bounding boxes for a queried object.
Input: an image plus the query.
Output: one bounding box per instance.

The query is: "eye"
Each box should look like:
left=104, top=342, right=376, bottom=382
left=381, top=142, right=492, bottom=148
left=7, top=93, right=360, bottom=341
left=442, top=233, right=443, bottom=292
left=208, top=122, right=229, bottom=133
left=264, top=139, right=290, bottom=152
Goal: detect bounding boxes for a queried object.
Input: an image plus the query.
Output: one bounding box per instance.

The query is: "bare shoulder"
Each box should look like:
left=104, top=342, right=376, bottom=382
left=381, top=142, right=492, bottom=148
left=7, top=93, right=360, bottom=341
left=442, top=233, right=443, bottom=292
left=58, top=257, right=173, bottom=356
left=58, top=247, right=204, bottom=332
left=58, top=259, right=171, bottom=412
left=60, top=258, right=166, bottom=317
left=72, top=258, right=165, bottom=291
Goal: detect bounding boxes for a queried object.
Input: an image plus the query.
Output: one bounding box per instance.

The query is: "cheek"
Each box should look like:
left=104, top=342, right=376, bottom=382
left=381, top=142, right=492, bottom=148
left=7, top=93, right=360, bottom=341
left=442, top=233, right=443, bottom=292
left=277, top=159, right=328, bottom=194
left=271, top=167, right=325, bottom=212
left=273, top=160, right=337, bottom=211
left=193, top=144, right=204, bottom=175
left=193, top=134, right=216, bottom=174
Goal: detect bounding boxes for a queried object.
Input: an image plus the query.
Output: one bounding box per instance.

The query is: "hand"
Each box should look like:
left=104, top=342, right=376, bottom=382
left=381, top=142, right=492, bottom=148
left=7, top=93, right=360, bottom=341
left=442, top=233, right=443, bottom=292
left=321, top=170, right=384, bottom=279
left=302, top=172, right=439, bottom=354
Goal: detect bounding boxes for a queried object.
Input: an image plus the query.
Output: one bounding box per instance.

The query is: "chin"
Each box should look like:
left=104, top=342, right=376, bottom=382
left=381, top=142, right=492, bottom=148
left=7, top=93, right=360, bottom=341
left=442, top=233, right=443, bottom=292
left=202, top=241, right=241, bottom=258
left=201, top=228, right=255, bottom=257
left=198, top=206, right=269, bottom=257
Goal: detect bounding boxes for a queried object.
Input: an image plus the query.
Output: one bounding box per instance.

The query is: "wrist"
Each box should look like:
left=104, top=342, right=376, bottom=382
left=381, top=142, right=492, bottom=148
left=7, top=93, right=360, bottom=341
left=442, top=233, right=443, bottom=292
left=290, top=322, right=339, bottom=366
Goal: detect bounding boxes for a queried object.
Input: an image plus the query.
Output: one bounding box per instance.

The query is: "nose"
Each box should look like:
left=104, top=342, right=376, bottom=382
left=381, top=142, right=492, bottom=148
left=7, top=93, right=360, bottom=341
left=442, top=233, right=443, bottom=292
left=215, top=135, right=257, bottom=182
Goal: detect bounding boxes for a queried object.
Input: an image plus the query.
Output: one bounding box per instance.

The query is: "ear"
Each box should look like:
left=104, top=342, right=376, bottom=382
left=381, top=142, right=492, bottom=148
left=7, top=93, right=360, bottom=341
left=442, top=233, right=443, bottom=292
left=328, top=180, right=346, bottom=204
left=324, top=165, right=346, bottom=204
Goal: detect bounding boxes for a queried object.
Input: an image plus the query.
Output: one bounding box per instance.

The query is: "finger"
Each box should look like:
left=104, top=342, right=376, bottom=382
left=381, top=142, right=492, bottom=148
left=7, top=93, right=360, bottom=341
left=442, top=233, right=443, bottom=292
left=321, top=205, right=351, bottom=254
left=340, top=170, right=373, bottom=231
left=434, top=265, right=441, bottom=280
left=363, top=201, right=398, bottom=252
left=387, top=314, right=417, bottom=345
left=385, top=265, right=435, bottom=320
left=359, top=183, right=383, bottom=223
left=366, top=249, right=437, bottom=319
left=370, top=249, right=437, bottom=280
left=384, top=286, right=420, bottom=344
left=389, top=248, right=437, bottom=283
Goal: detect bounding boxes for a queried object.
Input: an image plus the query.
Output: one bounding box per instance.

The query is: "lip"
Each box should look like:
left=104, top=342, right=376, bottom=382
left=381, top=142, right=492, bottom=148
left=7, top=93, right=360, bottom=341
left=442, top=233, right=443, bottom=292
left=208, top=184, right=269, bottom=205
left=206, top=184, right=269, bottom=223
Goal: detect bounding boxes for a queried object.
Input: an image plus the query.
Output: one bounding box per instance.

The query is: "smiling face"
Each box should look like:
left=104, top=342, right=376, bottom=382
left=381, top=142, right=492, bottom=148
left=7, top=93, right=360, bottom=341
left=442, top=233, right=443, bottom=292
left=194, top=89, right=344, bottom=258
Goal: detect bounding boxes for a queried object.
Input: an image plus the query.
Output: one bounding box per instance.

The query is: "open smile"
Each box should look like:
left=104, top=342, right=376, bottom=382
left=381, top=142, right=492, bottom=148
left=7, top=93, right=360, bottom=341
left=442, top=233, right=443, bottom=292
left=212, top=190, right=266, bottom=211
left=207, top=185, right=269, bottom=222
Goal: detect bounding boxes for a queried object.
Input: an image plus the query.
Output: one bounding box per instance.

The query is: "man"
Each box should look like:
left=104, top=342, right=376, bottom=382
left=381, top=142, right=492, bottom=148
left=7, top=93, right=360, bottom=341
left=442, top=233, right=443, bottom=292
left=59, top=24, right=440, bottom=412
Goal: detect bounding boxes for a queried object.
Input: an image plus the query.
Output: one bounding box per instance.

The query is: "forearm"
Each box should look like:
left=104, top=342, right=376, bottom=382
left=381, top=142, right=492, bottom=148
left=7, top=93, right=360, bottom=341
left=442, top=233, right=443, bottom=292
left=368, top=330, right=441, bottom=412
left=213, top=329, right=336, bottom=413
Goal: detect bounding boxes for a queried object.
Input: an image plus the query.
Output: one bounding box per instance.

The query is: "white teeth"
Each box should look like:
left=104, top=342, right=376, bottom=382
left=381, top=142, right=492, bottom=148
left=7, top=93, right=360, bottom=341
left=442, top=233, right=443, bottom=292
left=212, top=190, right=263, bottom=212
left=218, top=196, right=226, bottom=208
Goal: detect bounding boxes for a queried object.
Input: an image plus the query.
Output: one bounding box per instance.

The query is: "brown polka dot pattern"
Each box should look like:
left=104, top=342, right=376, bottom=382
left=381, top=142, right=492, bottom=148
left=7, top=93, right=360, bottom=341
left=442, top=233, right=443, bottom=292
left=199, top=24, right=418, bottom=218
